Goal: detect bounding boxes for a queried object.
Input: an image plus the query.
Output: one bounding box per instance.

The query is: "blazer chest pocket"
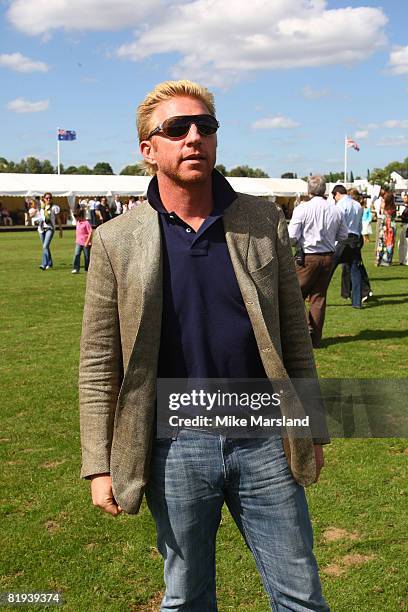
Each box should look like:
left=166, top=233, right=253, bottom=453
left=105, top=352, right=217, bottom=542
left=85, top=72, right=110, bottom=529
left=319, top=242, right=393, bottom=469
left=249, top=258, right=275, bottom=283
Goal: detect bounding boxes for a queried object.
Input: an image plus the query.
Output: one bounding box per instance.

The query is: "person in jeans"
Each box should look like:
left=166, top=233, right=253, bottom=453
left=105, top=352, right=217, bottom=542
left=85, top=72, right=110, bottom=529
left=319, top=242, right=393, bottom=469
left=80, top=80, right=330, bottom=611
left=72, top=207, right=92, bottom=274
left=38, top=192, right=63, bottom=270
left=288, top=175, right=348, bottom=348
left=330, top=184, right=364, bottom=309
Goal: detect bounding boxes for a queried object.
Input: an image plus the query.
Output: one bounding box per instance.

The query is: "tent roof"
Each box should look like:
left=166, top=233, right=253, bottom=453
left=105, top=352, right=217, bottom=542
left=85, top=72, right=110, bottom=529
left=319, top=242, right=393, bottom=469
left=0, top=173, right=308, bottom=198
left=0, top=173, right=150, bottom=197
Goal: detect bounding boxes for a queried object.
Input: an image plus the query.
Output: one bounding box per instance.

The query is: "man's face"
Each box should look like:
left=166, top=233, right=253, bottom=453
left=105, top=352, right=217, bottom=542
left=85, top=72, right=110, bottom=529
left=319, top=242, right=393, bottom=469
left=140, top=96, right=217, bottom=186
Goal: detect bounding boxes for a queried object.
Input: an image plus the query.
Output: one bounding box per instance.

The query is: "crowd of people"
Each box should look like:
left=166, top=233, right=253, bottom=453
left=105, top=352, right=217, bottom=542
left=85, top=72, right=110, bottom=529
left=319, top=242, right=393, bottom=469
left=20, top=192, right=145, bottom=272
left=288, top=178, right=408, bottom=347
left=77, top=194, right=146, bottom=225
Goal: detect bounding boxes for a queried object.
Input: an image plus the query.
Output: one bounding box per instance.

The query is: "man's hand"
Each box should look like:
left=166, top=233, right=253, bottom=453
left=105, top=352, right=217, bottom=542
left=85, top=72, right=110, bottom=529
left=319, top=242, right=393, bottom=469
left=90, top=473, right=122, bottom=516
left=313, top=444, right=325, bottom=483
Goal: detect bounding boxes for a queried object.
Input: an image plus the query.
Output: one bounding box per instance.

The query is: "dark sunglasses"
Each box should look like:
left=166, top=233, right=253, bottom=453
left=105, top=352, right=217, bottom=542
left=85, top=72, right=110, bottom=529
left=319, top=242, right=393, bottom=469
left=147, top=114, right=219, bottom=139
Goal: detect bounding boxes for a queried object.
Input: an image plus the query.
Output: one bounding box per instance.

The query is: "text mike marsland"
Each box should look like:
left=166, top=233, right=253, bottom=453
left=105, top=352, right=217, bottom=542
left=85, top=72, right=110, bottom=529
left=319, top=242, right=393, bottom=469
left=168, top=415, right=310, bottom=428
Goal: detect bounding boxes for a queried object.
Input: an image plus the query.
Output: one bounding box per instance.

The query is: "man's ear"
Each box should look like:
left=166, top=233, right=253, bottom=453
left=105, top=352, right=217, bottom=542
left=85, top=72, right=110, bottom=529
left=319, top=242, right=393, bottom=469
left=140, top=140, right=156, bottom=165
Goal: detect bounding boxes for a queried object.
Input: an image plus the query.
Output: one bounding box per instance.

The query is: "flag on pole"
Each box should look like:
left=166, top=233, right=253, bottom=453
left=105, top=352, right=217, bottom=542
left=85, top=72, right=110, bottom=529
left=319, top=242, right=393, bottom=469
left=58, top=129, right=77, bottom=141
left=346, top=137, right=360, bottom=151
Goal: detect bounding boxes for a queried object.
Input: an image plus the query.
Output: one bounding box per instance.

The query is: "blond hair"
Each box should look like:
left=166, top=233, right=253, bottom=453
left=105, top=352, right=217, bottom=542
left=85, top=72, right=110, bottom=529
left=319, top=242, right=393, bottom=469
left=137, top=80, right=216, bottom=175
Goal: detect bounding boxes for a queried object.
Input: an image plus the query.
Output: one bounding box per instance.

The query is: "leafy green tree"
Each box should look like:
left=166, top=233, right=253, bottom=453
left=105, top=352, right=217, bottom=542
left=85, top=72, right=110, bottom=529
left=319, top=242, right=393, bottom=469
left=227, top=165, right=269, bottom=178
left=370, top=167, right=389, bottom=187
left=93, top=162, right=114, bottom=175
left=281, top=172, right=297, bottom=179
left=120, top=163, right=146, bottom=176
left=26, top=156, right=42, bottom=174
left=215, top=164, right=227, bottom=175
left=323, top=172, right=344, bottom=183
left=0, top=157, right=9, bottom=172
left=76, top=165, right=92, bottom=175
left=41, top=160, right=55, bottom=174
left=63, top=165, right=79, bottom=174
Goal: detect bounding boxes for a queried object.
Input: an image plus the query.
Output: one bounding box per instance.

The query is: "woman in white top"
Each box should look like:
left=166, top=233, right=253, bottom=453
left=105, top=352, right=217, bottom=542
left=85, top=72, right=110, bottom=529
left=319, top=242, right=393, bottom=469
left=38, top=192, right=63, bottom=270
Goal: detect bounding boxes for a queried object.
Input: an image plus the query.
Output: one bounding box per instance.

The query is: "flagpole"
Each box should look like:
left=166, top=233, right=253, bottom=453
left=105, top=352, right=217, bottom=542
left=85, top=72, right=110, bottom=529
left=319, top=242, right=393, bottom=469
left=344, top=134, right=347, bottom=184
left=57, top=128, right=61, bottom=175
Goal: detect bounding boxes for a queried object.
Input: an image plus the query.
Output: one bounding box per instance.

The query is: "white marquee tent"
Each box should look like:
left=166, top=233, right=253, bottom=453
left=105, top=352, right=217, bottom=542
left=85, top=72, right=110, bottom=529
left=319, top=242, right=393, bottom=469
left=0, top=173, right=308, bottom=207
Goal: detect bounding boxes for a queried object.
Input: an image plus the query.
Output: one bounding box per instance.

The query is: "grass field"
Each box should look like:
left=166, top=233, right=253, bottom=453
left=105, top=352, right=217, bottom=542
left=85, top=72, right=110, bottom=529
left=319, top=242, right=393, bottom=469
left=1, top=229, right=407, bottom=611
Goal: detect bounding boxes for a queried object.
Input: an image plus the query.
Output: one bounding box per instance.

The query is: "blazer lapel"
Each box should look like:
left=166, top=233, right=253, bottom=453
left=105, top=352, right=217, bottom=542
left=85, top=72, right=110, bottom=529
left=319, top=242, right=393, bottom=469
left=120, top=204, right=163, bottom=390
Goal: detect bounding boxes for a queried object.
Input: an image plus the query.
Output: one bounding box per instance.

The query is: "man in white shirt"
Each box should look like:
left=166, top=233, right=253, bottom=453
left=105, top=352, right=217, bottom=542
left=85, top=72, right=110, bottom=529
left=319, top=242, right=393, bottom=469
left=330, top=184, right=364, bottom=309
left=289, top=175, right=348, bottom=348
left=88, top=197, right=97, bottom=226
left=112, top=195, right=123, bottom=216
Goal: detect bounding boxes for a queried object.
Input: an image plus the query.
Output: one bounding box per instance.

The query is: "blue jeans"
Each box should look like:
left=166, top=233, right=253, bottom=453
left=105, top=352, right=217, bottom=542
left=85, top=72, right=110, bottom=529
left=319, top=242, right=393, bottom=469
left=146, top=430, right=329, bottom=611
left=40, top=229, right=54, bottom=268
left=349, top=258, right=362, bottom=307
left=72, top=244, right=90, bottom=271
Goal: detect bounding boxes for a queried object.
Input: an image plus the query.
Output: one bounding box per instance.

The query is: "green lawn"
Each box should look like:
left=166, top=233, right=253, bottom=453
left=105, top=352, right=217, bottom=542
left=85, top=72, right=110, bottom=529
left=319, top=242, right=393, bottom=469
left=0, top=230, right=407, bottom=611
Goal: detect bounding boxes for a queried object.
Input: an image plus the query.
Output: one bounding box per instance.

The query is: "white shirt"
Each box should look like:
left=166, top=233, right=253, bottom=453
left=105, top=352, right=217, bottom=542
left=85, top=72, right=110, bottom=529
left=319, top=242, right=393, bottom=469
left=38, top=204, right=60, bottom=232
left=336, top=195, right=363, bottom=236
left=288, top=196, right=348, bottom=253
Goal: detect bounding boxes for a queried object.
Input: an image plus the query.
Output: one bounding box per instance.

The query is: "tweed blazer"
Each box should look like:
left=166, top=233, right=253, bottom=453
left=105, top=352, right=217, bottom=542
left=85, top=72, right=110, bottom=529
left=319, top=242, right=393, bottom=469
left=79, top=194, right=328, bottom=514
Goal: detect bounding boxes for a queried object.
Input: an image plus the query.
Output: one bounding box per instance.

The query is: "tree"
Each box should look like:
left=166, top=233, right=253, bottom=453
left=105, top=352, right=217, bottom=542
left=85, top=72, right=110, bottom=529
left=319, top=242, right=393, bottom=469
left=227, top=165, right=269, bottom=178
left=323, top=172, right=344, bottom=183
left=281, top=172, right=297, bottom=179
left=349, top=170, right=354, bottom=183
left=370, top=167, right=389, bottom=187
left=26, top=156, right=42, bottom=174
left=76, top=165, right=92, bottom=175
left=93, top=162, right=114, bottom=175
left=41, top=160, right=55, bottom=174
left=120, top=163, right=146, bottom=176
left=0, top=157, right=9, bottom=172
left=215, top=164, right=227, bottom=175
left=63, top=165, right=80, bottom=174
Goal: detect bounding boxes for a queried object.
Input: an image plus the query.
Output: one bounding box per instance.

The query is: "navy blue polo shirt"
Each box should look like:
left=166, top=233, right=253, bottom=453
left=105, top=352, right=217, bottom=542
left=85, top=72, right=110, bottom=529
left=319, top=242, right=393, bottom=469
left=148, top=170, right=266, bottom=379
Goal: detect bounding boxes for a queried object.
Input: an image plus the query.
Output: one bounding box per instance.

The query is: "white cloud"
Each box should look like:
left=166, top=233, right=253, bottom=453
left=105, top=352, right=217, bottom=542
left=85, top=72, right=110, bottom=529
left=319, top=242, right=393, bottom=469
left=7, top=98, right=49, bottom=113
left=301, top=85, right=330, bottom=100
left=389, top=46, right=408, bottom=75
left=355, top=130, right=369, bottom=139
left=383, top=119, right=408, bottom=129
left=116, top=1, right=387, bottom=86
left=6, top=1, right=388, bottom=87
left=0, top=52, right=49, bottom=72
left=252, top=115, right=300, bottom=129
left=377, top=135, right=408, bottom=147
left=7, top=0, right=159, bottom=35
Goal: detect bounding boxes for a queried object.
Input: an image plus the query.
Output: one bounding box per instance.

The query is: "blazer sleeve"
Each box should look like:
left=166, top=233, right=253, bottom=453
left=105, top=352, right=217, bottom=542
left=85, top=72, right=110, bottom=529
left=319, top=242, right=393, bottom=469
left=79, top=229, right=123, bottom=478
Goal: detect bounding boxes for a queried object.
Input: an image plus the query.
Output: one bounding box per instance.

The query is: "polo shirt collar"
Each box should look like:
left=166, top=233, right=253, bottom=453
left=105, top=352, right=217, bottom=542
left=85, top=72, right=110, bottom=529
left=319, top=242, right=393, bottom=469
left=147, top=169, right=237, bottom=216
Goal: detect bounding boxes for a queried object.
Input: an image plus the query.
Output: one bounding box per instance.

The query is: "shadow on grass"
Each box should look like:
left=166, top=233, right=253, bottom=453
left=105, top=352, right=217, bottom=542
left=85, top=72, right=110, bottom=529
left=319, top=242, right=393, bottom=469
left=369, top=276, right=408, bottom=281
left=329, top=295, right=408, bottom=307
left=321, top=328, right=408, bottom=347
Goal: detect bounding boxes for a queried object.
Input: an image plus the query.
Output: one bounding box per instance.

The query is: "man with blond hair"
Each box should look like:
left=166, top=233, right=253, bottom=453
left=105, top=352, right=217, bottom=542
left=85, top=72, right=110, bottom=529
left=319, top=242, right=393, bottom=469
left=80, top=80, right=329, bottom=611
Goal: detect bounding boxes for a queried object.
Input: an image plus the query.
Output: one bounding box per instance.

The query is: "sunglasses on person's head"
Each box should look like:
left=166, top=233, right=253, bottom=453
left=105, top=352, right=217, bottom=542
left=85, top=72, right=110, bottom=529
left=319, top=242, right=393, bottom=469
left=147, top=114, right=219, bottom=140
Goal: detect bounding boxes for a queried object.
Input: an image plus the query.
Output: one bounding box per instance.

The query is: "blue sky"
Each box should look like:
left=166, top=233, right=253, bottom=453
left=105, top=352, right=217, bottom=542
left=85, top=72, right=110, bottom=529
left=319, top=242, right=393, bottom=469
left=1, top=0, right=408, bottom=178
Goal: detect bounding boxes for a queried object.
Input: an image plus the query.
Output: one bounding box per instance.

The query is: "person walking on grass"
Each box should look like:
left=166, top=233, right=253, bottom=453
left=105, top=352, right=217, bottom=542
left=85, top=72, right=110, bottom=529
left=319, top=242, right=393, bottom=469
left=72, top=207, right=92, bottom=274
left=288, top=175, right=348, bottom=348
left=38, top=192, right=63, bottom=270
